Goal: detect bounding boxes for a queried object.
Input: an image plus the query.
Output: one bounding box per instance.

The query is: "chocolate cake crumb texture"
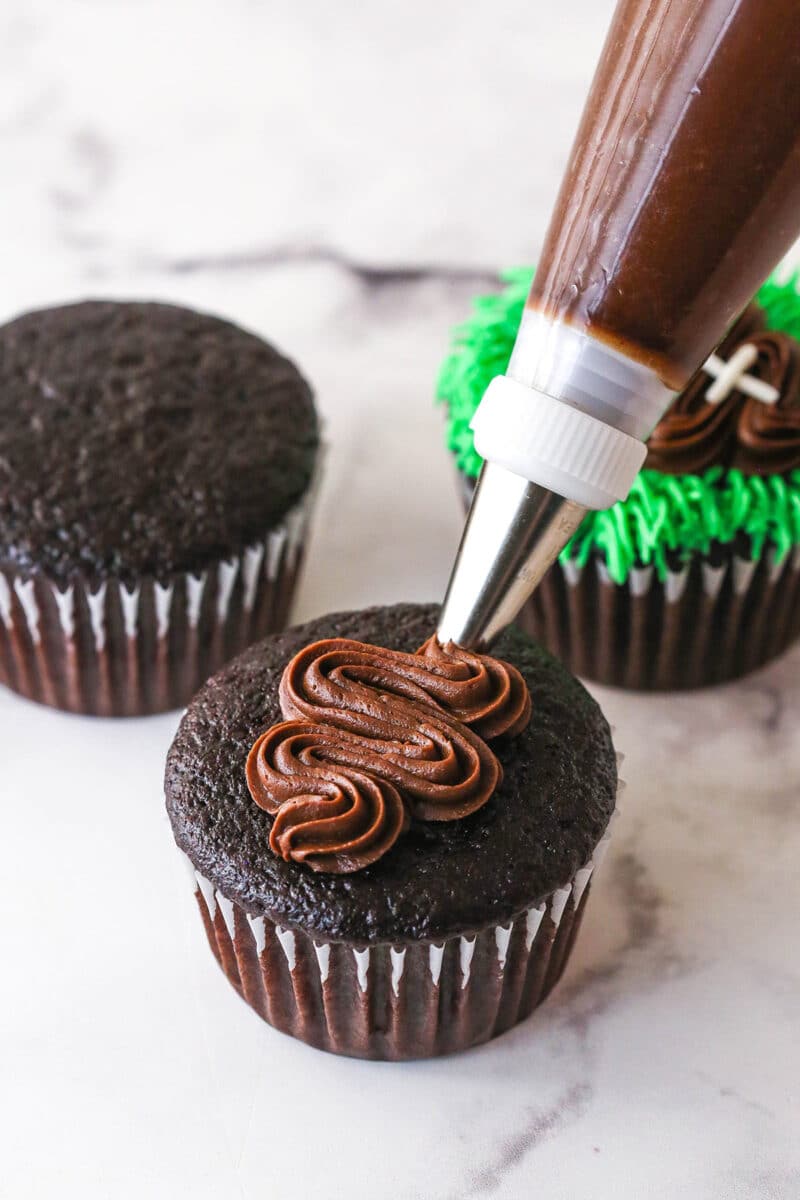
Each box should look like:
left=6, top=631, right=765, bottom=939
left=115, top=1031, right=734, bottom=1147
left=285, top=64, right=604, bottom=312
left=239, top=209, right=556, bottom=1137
left=0, top=301, right=318, bottom=586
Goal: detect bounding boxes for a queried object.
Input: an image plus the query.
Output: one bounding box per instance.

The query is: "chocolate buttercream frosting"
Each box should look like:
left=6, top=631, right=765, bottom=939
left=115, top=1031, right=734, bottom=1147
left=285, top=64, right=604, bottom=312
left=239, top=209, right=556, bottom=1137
left=644, top=306, right=800, bottom=476
left=246, top=636, right=531, bottom=873
left=734, top=333, right=800, bottom=476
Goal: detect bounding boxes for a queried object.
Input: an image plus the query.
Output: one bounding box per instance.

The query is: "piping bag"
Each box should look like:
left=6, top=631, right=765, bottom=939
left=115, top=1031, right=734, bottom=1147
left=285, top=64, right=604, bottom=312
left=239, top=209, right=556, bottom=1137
left=438, top=0, right=800, bottom=649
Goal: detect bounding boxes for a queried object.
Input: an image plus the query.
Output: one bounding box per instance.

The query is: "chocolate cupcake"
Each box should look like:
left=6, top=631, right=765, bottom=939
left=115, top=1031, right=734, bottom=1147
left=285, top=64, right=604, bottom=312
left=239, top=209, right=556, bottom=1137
left=165, top=602, right=619, bottom=1061
left=0, top=300, right=320, bottom=715
left=438, top=269, right=800, bottom=690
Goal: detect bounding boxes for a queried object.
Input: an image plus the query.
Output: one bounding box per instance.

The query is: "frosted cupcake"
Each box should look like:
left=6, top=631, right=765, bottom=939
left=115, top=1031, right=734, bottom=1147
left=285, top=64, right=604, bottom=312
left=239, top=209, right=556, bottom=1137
left=438, top=270, right=800, bottom=689
left=165, top=602, right=619, bottom=1060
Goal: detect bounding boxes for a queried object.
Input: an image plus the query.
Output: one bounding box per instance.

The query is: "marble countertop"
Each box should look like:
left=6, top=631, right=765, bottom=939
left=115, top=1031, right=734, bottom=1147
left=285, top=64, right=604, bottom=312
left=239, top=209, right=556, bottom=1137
left=2, top=2, right=799, bottom=1196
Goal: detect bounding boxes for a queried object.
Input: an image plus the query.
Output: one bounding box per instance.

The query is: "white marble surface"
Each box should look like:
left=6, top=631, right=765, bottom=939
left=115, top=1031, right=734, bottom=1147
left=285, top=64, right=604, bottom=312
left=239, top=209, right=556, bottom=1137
left=2, top=2, right=800, bottom=1197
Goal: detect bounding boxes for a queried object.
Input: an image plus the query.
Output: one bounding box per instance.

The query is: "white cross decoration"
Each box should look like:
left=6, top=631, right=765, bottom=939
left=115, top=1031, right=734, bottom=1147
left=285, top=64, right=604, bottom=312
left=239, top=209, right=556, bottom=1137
left=703, top=343, right=780, bottom=405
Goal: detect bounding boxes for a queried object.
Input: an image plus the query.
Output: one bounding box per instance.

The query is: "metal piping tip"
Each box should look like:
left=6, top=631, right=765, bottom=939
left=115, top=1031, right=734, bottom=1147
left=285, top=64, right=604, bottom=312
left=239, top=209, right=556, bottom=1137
left=437, top=462, right=586, bottom=650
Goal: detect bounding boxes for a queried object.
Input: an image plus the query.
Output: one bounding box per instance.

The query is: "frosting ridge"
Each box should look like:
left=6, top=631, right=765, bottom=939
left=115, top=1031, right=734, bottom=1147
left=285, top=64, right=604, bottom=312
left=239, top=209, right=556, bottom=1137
left=734, top=332, right=800, bottom=475
left=645, top=307, right=800, bottom=476
left=246, top=636, right=531, bottom=873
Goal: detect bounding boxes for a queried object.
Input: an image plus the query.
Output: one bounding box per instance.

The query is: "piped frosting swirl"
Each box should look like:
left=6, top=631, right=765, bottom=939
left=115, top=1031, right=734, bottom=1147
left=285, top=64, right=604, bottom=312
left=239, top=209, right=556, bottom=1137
left=246, top=635, right=531, bottom=873
left=645, top=304, right=800, bottom=475
left=734, top=332, right=800, bottom=474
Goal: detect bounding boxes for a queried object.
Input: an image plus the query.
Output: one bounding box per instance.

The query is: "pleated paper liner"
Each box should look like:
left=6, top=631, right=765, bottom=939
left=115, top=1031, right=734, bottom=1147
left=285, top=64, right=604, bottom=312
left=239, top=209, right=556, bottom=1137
left=0, top=479, right=320, bottom=716
left=515, top=543, right=800, bottom=691
left=180, top=789, right=622, bottom=1062
left=456, top=470, right=800, bottom=690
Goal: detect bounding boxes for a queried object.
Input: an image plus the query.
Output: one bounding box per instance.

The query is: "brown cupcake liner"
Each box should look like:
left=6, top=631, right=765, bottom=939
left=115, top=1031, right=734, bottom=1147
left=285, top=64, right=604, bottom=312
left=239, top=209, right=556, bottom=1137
left=179, top=795, right=620, bottom=1062
left=0, top=474, right=321, bottom=716
left=516, top=543, right=800, bottom=691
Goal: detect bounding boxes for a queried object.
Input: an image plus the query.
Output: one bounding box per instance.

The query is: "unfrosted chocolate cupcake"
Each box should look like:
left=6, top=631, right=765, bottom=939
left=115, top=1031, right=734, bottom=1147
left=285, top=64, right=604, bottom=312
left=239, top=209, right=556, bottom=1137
left=0, top=300, right=320, bottom=715
left=165, top=602, right=619, bottom=1061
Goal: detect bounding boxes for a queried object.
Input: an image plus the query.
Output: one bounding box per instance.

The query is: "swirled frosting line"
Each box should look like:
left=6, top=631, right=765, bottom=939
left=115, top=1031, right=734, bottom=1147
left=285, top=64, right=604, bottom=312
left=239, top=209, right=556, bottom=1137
left=734, top=332, right=800, bottom=475
left=246, top=636, right=531, bottom=874
left=279, top=636, right=531, bottom=740
left=247, top=723, right=409, bottom=873
left=645, top=305, right=800, bottom=476
left=414, top=635, right=531, bottom=738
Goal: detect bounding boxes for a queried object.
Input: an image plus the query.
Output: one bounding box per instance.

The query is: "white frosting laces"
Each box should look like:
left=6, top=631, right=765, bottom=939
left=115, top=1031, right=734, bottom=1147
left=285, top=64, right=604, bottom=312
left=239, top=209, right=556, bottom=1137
left=703, top=343, right=779, bottom=404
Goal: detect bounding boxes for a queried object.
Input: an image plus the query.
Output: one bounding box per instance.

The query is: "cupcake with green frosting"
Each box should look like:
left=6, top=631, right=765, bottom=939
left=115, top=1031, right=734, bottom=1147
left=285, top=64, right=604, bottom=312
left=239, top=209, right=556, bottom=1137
left=438, top=269, right=800, bottom=690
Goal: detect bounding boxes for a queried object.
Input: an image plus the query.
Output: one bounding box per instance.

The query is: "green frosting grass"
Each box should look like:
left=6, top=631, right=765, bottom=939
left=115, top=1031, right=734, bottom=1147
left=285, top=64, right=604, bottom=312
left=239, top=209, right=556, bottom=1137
left=437, top=267, right=800, bottom=582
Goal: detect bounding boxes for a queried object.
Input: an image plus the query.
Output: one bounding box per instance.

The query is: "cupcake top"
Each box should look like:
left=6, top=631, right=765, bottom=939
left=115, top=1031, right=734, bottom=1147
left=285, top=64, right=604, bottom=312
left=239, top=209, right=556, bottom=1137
left=165, top=603, right=617, bottom=942
left=0, top=301, right=318, bottom=587
left=245, top=631, right=531, bottom=874
left=439, top=270, right=800, bottom=581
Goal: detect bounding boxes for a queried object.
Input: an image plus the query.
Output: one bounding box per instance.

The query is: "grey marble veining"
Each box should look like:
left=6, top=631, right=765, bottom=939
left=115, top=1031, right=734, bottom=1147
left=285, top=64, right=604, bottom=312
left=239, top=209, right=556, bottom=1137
left=2, top=2, right=799, bottom=1197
